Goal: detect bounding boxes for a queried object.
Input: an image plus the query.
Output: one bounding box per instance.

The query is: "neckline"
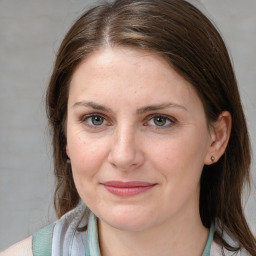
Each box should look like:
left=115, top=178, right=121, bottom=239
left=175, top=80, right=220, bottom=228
left=85, top=213, right=214, bottom=256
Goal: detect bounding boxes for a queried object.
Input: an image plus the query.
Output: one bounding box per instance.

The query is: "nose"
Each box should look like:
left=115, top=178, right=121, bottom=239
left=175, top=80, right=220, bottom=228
left=107, top=126, right=145, bottom=171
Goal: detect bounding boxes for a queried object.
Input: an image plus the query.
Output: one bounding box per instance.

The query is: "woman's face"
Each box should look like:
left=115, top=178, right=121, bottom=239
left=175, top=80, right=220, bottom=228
left=66, top=47, right=213, bottom=232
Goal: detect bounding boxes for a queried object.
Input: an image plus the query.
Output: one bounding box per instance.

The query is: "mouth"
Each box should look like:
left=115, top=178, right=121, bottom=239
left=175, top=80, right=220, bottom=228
left=101, top=181, right=157, bottom=197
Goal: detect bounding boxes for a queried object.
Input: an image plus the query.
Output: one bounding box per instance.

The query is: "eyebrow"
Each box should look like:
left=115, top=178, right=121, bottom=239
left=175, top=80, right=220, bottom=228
left=72, top=101, right=113, bottom=113
left=72, top=101, right=187, bottom=113
left=136, top=103, right=187, bottom=114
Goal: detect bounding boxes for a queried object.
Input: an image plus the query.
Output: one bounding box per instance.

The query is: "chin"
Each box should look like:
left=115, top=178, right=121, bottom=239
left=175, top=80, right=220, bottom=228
left=97, top=206, right=155, bottom=232
left=103, top=217, right=151, bottom=232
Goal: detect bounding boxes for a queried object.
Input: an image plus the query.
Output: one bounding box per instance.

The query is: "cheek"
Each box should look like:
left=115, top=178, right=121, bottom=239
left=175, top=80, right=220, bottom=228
left=148, top=129, right=208, bottom=185
left=67, top=132, right=107, bottom=179
left=68, top=134, right=108, bottom=204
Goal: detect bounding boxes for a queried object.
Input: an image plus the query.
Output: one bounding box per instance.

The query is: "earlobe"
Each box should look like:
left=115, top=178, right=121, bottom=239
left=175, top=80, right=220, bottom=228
left=204, top=111, right=232, bottom=165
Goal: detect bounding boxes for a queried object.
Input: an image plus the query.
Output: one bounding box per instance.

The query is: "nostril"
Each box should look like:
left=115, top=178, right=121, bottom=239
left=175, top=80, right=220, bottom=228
left=107, top=143, right=144, bottom=171
left=107, top=128, right=145, bottom=170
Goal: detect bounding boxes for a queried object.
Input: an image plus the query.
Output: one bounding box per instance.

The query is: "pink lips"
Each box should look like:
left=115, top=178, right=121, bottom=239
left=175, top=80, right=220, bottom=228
left=102, top=181, right=156, bottom=197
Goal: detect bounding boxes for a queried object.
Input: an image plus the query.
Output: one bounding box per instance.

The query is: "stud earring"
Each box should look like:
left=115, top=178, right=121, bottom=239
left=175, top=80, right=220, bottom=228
left=67, top=158, right=71, bottom=164
left=211, top=155, right=215, bottom=162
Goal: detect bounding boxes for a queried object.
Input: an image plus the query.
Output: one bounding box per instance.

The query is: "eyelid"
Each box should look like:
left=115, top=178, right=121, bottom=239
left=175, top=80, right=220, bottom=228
left=81, top=113, right=111, bottom=127
left=144, top=114, right=176, bottom=127
left=81, top=113, right=106, bottom=121
left=79, top=112, right=176, bottom=129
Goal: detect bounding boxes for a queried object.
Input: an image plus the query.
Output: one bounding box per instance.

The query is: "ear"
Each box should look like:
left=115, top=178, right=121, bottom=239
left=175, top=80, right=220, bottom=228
left=204, top=111, right=232, bottom=165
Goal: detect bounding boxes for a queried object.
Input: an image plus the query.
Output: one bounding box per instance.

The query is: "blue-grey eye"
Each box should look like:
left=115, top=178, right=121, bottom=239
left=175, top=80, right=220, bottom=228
left=148, top=116, right=172, bottom=127
left=88, top=115, right=105, bottom=126
left=154, top=116, right=168, bottom=126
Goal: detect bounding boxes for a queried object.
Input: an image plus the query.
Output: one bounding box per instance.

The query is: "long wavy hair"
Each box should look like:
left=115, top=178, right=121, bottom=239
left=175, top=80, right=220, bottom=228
left=46, top=0, right=256, bottom=254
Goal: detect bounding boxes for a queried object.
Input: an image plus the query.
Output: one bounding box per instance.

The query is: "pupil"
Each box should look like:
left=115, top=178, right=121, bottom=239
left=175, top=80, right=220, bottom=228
left=92, top=116, right=103, bottom=125
left=154, top=116, right=166, bottom=126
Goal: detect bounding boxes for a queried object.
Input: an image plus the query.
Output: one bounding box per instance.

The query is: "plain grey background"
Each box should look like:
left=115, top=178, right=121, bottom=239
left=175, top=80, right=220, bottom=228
left=0, top=0, right=255, bottom=251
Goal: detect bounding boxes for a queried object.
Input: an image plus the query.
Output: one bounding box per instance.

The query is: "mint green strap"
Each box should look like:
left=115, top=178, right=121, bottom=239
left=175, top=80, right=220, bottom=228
left=202, top=222, right=214, bottom=256
left=85, top=213, right=101, bottom=256
left=32, top=223, right=55, bottom=256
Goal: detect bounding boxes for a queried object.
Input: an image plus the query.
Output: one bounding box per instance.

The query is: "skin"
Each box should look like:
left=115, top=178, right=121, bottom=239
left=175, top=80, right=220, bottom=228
left=66, top=47, right=231, bottom=256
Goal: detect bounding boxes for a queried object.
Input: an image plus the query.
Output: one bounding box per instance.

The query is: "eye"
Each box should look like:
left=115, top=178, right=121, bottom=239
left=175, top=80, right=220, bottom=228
left=83, top=114, right=107, bottom=127
left=147, top=115, right=174, bottom=127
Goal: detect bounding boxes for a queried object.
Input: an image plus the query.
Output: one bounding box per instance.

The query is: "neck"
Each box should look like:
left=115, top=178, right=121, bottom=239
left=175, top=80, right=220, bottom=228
left=98, top=211, right=208, bottom=256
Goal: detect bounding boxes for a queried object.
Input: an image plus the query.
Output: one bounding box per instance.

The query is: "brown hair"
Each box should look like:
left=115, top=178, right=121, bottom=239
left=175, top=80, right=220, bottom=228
left=46, top=0, right=256, bottom=254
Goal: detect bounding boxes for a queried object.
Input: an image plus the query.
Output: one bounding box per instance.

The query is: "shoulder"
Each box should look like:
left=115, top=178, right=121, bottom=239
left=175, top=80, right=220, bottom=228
left=0, top=236, right=33, bottom=256
left=0, top=204, right=88, bottom=256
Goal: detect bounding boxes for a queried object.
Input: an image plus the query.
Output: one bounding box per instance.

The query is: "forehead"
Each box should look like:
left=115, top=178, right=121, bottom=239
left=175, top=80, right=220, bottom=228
left=69, top=47, right=203, bottom=112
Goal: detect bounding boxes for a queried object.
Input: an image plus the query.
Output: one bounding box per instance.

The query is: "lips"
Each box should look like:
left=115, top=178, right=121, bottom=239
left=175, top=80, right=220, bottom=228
left=101, top=181, right=156, bottom=197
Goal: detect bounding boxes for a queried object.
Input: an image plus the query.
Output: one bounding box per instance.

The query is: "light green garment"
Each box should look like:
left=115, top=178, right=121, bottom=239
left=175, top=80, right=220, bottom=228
left=33, top=223, right=55, bottom=256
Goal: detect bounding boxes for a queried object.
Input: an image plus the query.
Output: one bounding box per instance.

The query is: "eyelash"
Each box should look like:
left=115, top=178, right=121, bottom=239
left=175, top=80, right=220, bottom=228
left=81, top=113, right=110, bottom=128
left=144, top=114, right=176, bottom=128
left=80, top=113, right=176, bottom=129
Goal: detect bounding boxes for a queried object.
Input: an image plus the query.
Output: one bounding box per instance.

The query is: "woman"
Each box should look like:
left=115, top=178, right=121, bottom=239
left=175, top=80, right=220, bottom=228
left=1, top=0, right=255, bottom=255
